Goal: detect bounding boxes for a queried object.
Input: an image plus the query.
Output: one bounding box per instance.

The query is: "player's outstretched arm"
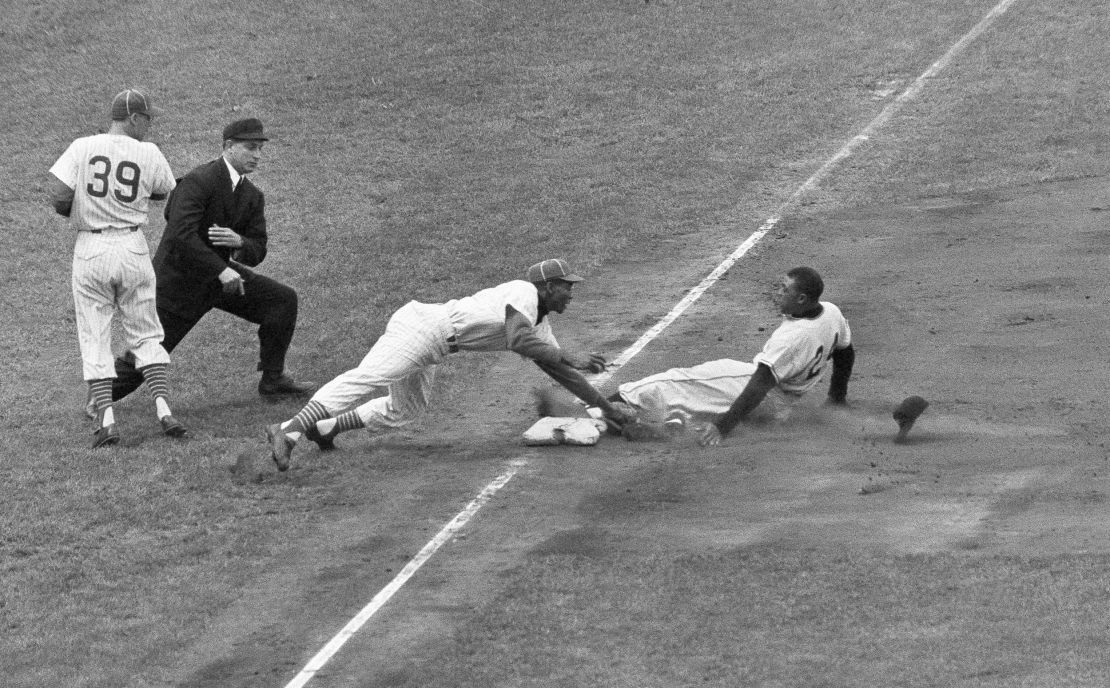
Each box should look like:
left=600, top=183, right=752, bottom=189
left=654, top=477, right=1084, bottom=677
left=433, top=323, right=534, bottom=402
left=504, top=307, right=606, bottom=371
left=504, top=308, right=563, bottom=365
left=826, top=344, right=855, bottom=405
left=701, top=363, right=777, bottom=446
left=532, top=359, right=633, bottom=426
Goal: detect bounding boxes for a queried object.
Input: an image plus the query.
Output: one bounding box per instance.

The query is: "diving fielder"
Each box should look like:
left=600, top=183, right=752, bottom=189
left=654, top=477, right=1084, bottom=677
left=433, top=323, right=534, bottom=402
left=612, top=266, right=855, bottom=446
left=49, top=89, right=187, bottom=447
left=265, top=259, right=635, bottom=470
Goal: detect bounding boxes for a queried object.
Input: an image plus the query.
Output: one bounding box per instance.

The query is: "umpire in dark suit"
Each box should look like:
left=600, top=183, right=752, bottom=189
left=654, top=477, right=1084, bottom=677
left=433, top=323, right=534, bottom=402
left=109, top=118, right=315, bottom=404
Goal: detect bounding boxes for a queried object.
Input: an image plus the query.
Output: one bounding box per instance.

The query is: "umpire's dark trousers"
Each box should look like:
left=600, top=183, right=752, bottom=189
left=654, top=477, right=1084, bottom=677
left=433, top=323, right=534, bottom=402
left=112, top=272, right=298, bottom=400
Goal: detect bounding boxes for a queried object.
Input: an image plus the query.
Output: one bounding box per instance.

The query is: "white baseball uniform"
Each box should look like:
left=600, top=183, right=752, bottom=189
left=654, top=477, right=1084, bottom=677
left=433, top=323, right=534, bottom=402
left=51, top=133, right=176, bottom=380
left=618, top=301, right=852, bottom=421
left=311, top=280, right=558, bottom=431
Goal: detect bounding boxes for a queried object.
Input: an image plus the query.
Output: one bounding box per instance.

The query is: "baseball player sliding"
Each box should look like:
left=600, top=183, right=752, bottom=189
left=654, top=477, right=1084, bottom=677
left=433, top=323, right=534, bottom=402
left=49, top=89, right=187, bottom=448
left=265, top=259, right=636, bottom=470
left=609, top=266, right=855, bottom=446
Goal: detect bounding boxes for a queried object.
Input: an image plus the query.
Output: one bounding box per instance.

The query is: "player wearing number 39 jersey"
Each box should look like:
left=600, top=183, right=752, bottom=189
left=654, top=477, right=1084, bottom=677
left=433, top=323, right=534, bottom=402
left=49, top=89, right=186, bottom=448
left=611, top=266, right=855, bottom=447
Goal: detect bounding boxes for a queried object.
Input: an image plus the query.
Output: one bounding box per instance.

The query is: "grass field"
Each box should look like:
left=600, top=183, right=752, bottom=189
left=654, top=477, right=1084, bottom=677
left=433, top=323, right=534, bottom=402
left=4, top=0, right=1110, bottom=686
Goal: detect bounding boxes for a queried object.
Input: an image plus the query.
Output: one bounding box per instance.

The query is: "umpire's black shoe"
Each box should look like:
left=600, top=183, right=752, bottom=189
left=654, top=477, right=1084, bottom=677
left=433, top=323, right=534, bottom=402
left=92, top=424, right=120, bottom=449
left=305, top=422, right=339, bottom=451
left=258, top=374, right=317, bottom=397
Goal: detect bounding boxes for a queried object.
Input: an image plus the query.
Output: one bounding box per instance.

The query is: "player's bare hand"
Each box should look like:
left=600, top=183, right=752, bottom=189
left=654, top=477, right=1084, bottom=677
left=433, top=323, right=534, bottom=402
left=208, top=225, right=244, bottom=248
left=566, top=351, right=608, bottom=374
left=697, top=423, right=723, bottom=447
left=584, top=352, right=609, bottom=374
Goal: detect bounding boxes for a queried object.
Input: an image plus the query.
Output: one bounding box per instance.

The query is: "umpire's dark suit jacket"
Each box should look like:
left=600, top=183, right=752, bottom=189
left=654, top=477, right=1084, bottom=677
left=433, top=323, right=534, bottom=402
left=113, top=157, right=297, bottom=398
left=153, top=158, right=268, bottom=320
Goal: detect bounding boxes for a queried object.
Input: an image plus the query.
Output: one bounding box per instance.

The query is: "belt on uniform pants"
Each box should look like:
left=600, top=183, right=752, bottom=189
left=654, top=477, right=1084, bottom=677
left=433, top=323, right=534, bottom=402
left=87, top=227, right=139, bottom=234
left=447, top=334, right=459, bottom=354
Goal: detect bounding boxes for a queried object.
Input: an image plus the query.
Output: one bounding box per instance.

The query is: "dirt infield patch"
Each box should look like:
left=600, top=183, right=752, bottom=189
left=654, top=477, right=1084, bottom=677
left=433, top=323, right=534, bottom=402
left=163, top=177, right=1110, bottom=686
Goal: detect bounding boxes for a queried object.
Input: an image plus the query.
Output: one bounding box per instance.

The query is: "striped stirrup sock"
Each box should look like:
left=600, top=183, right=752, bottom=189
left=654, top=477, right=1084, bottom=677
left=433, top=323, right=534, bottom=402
left=89, top=379, right=113, bottom=412
left=334, top=409, right=366, bottom=433
left=318, top=409, right=366, bottom=436
left=140, top=363, right=170, bottom=400
left=89, top=379, right=114, bottom=426
left=285, top=400, right=330, bottom=435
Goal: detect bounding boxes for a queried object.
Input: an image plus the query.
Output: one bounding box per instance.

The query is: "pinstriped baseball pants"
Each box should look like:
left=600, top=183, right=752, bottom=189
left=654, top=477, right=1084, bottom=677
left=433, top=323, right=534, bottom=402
left=617, top=358, right=794, bottom=422
left=311, top=301, right=456, bottom=432
left=71, top=229, right=169, bottom=380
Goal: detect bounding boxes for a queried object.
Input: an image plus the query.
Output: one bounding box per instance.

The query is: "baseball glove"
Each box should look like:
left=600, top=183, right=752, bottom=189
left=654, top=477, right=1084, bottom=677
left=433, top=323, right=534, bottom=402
left=621, top=419, right=670, bottom=442
left=598, top=401, right=637, bottom=435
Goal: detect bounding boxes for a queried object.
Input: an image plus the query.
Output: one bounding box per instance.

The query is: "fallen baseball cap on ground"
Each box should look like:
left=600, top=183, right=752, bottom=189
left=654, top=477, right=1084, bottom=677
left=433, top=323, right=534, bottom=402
left=526, top=258, right=583, bottom=283
left=223, top=118, right=269, bottom=141
left=110, top=89, right=164, bottom=120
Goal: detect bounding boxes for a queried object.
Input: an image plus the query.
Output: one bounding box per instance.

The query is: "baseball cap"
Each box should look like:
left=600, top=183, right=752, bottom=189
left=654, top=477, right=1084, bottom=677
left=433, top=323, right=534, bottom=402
left=222, top=118, right=269, bottom=142
left=526, top=258, right=583, bottom=283
left=110, top=89, right=164, bottom=120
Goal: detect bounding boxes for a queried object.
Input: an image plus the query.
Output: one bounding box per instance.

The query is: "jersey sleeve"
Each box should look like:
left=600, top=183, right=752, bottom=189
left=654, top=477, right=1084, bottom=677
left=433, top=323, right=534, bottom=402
left=837, top=316, right=852, bottom=350
left=503, top=281, right=541, bottom=325
left=146, top=144, right=176, bottom=197
left=48, top=141, right=79, bottom=189
left=533, top=318, right=559, bottom=348
left=502, top=281, right=558, bottom=348
left=752, top=328, right=808, bottom=383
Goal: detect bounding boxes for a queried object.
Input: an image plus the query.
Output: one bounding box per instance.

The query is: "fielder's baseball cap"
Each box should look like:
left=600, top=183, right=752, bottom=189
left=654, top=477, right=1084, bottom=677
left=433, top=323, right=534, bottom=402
left=526, top=258, right=583, bottom=283
left=223, top=118, right=269, bottom=142
left=110, top=89, right=164, bottom=120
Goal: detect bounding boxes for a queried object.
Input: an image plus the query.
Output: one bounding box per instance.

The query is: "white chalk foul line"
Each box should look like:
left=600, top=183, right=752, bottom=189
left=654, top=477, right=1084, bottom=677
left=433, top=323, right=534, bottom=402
left=283, top=1, right=1020, bottom=684
left=282, top=460, right=526, bottom=688
left=591, top=0, right=1020, bottom=388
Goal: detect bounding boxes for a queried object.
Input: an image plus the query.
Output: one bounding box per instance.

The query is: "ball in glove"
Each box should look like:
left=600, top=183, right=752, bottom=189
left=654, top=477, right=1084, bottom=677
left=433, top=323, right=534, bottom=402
left=601, top=401, right=638, bottom=435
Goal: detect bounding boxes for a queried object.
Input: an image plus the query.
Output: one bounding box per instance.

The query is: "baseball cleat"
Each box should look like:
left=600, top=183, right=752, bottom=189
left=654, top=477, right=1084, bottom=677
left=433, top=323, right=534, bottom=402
left=266, top=423, right=294, bottom=471
left=160, top=415, right=188, bottom=438
left=893, top=395, right=929, bottom=443
left=304, top=422, right=339, bottom=451
left=663, top=417, right=686, bottom=437
left=92, top=424, right=120, bottom=449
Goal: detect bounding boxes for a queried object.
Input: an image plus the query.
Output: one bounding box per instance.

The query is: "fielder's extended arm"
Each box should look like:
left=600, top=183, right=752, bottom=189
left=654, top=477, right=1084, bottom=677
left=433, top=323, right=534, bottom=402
left=532, top=359, right=624, bottom=419
left=504, top=307, right=625, bottom=420
left=504, top=308, right=563, bottom=365
left=503, top=307, right=605, bottom=372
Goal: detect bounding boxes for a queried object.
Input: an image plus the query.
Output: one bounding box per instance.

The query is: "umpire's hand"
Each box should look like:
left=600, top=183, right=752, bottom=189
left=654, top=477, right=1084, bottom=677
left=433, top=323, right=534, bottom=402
left=218, top=266, right=245, bottom=296
left=208, top=225, right=244, bottom=248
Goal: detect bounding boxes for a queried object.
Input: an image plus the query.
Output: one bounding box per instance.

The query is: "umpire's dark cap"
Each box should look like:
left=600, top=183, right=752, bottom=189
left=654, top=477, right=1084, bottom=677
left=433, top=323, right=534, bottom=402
left=223, top=118, right=269, bottom=142
left=111, top=89, right=164, bottom=120
left=527, top=258, right=583, bottom=283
